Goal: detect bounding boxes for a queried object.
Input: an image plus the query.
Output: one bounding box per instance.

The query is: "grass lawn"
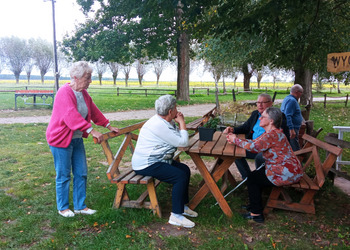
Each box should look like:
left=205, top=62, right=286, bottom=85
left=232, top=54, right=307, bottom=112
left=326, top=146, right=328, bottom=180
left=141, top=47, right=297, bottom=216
left=0, top=101, right=350, bottom=249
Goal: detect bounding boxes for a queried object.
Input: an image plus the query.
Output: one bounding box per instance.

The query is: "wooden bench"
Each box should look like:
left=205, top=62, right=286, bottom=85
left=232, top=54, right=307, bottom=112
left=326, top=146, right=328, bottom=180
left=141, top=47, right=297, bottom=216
left=15, top=90, right=54, bottom=110
left=264, top=134, right=343, bottom=215
left=94, top=121, right=183, bottom=218
left=186, top=106, right=217, bottom=132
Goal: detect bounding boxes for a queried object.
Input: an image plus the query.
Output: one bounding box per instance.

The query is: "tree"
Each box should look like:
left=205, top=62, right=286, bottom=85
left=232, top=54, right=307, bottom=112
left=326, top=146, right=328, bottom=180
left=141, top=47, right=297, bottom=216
left=94, top=60, right=107, bottom=85
left=24, top=59, right=35, bottom=84
left=0, top=37, right=28, bottom=83
left=210, top=0, right=350, bottom=104
left=152, top=59, right=168, bottom=87
left=108, top=62, right=120, bottom=85
left=122, top=64, right=132, bottom=87
left=31, top=38, right=53, bottom=84
left=135, top=58, right=147, bottom=87
left=66, top=0, right=216, bottom=101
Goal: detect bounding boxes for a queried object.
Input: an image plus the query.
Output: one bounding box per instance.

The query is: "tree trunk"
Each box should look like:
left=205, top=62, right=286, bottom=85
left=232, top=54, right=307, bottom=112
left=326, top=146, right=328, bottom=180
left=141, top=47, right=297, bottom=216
left=222, top=77, right=226, bottom=94
left=41, top=74, right=44, bottom=84
left=125, top=73, right=129, bottom=87
left=156, top=75, right=160, bottom=87
left=176, top=31, right=190, bottom=101
left=99, top=74, right=102, bottom=85
left=337, top=81, right=341, bottom=94
left=242, top=64, right=252, bottom=91
left=113, top=75, right=117, bottom=85
left=27, top=73, right=31, bottom=84
left=294, top=67, right=313, bottom=105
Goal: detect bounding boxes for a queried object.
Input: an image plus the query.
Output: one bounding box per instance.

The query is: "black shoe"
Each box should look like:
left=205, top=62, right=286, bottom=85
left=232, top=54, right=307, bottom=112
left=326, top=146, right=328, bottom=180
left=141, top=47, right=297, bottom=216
left=241, top=204, right=251, bottom=211
left=241, top=213, right=264, bottom=223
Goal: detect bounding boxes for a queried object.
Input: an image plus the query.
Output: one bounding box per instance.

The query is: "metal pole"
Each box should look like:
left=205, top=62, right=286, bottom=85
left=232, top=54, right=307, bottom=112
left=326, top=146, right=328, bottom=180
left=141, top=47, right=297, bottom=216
left=51, top=0, right=59, bottom=92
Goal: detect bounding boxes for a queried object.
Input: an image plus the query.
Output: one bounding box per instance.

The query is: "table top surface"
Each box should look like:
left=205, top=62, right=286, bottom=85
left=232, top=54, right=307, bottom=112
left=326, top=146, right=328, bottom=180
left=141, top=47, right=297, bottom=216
left=179, top=131, right=246, bottom=158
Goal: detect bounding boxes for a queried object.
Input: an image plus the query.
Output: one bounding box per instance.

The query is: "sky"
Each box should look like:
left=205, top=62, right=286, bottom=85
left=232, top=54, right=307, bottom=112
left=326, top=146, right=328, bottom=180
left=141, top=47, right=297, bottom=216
left=0, top=0, right=218, bottom=81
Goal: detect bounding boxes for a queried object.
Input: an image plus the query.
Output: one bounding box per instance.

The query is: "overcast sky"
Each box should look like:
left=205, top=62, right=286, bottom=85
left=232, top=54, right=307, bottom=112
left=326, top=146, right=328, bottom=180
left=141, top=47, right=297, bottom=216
left=0, top=0, right=219, bottom=81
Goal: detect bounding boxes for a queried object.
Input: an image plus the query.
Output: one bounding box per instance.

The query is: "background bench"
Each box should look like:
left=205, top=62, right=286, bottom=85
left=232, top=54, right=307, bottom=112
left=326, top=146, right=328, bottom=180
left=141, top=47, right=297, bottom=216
left=264, top=134, right=343, bottom=215
left=186, top=106, right=217, bottom=132
left=15, top=90, right=54, bottom=110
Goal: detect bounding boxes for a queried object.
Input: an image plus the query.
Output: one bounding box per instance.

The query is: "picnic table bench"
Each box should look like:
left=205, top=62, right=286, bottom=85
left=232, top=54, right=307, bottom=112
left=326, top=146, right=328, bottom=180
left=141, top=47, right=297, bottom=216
left=186, top=106, right=217, bottom=132
left=15, top=90, right=54, bottom=110
left=264, top=134, right=342, bottom=215
left=94, top=121, right=183, bottom=218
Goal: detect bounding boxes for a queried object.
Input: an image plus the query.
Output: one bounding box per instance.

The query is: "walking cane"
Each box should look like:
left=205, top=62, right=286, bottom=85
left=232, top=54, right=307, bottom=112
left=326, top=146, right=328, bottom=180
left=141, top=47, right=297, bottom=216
left=214, top=162, right=265, bottom=206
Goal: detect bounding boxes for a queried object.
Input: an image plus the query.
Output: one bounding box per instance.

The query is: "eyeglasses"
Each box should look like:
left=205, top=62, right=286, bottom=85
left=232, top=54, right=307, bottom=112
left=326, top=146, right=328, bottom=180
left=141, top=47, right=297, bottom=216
left=256, top=101, right=271, bottom=105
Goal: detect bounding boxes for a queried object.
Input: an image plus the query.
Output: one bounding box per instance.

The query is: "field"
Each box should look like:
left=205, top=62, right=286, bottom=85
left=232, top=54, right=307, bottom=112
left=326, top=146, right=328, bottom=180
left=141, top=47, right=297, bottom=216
left=0, top=82, right=349, bottom=249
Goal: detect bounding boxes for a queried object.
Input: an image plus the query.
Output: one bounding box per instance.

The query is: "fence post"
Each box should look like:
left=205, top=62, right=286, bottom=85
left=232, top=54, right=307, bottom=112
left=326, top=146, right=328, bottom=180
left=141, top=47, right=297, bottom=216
left=145, top=89, right=147, bottom=97
left=345, top=94, right=349, bottom=107
left=232, top=89, right=236, bottom=102
left=174, top=90, right=177, bottom=96
left=272, top=91, right=277, bottom=102
left=207, top=88, right=209, bottom=96
left=324, top=94, right=327, bottom=108
left=117, top=87, right=119, bottom=96
left=193, top=88, right=195, bottom=94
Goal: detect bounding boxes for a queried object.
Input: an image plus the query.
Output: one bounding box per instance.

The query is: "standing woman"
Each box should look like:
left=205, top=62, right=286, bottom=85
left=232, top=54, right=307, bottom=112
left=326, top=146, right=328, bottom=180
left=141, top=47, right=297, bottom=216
left=46, top=61, right=119, bottom=217
left=226, top=107, right=303, bottom=223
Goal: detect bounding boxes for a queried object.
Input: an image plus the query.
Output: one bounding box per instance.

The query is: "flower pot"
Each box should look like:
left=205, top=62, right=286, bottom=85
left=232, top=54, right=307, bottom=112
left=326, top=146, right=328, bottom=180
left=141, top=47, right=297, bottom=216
left=198, top=127, right=216, bottom=141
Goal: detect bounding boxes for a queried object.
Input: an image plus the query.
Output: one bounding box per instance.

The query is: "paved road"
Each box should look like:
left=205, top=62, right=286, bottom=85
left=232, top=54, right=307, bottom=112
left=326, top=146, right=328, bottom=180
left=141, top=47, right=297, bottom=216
left=0, top=97, right=346, bottom=124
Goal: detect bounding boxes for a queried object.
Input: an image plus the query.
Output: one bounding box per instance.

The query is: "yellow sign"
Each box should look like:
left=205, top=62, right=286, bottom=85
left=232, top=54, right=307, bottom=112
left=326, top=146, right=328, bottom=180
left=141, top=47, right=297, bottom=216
left=327, top=52, right=350, bottom=73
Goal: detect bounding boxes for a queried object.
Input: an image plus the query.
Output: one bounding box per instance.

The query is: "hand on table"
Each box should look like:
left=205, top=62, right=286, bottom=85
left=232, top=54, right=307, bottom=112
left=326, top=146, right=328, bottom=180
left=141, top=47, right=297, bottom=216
left=226, top=133, right=237, bottom=144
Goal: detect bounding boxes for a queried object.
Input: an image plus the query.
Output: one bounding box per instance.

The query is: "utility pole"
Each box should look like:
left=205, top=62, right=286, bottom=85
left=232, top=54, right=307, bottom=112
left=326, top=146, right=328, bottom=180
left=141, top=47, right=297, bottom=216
left=44, top=0, right=59, bottom=92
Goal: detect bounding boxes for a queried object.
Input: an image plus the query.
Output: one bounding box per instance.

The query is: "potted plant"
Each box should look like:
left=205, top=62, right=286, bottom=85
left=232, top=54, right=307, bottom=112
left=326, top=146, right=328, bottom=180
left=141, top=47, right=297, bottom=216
left=198, top=117, right=220, bottom=141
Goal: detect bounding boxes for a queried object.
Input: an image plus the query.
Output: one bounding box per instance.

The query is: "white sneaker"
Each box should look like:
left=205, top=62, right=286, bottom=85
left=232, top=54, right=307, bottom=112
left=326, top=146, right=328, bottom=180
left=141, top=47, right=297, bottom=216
left=168, top=213, right=195, bottom=228
left=58, top=209, right=75, bottom=217
left=74, top=208, right=97, bottom=215
left=183, top=206, right=198, bottom=218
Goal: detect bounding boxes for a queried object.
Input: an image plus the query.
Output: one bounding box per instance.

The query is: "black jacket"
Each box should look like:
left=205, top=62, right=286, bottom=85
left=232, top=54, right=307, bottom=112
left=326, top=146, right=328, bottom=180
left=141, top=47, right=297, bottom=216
left=233, top=110, right=290, bottom=141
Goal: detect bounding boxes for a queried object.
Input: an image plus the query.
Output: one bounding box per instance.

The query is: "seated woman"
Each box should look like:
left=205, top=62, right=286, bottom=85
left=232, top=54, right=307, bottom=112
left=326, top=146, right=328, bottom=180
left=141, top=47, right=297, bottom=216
left=131, top=95, right=197, bottom=228
left=226, top=107, right=303, bottom=223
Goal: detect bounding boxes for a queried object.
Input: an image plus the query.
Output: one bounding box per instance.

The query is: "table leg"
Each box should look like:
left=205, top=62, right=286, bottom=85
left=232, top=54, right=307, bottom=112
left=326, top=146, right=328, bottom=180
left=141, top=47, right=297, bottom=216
left=337, top=131, right=343, bottom=170
left=189, top=153, right=234, bottom=218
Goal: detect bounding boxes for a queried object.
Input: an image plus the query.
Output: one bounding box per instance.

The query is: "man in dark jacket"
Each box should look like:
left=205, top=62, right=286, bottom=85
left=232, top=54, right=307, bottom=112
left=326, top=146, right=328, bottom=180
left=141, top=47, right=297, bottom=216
left=224, top=93, right=290, bottom=179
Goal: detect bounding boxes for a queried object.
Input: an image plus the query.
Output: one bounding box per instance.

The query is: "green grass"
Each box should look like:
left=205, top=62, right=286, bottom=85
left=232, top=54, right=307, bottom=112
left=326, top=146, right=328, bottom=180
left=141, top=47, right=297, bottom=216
left=0, top=103, right=350, bottom=249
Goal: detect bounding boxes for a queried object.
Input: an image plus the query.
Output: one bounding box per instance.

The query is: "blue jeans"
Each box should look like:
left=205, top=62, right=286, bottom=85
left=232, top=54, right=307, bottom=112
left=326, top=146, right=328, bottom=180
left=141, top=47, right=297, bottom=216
left=290, top=129, right=300, bottom=151
left=50, top=138, right=88, bottom=211
left=134, top=161, right=190, bottom=214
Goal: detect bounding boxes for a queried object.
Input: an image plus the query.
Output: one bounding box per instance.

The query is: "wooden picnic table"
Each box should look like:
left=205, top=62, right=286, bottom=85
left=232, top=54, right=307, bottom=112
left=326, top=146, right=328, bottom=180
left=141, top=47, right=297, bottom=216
left=178, top=131, right=246, bottom=218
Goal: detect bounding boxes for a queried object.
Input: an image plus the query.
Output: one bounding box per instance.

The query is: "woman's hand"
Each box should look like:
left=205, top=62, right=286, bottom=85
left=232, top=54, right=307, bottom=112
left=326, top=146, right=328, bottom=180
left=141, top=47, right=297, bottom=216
left=223, top=126, right=234, bottom=134
left=91, top=129, right=103, bottom=144
left=226, top=133, right=237, bottom=144
left=107, top=125, right=120, bottom=136
left=175, top=112, right=186, bottom=130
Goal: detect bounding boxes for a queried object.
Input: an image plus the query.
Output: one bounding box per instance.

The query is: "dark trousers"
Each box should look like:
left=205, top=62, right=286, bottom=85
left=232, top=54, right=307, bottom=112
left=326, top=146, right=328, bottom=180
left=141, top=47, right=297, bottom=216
left=134, top=160, right=190, bottom=214
left=235, top=151, right=265, bottom=179
left=247, top=165, right=275, bottom=214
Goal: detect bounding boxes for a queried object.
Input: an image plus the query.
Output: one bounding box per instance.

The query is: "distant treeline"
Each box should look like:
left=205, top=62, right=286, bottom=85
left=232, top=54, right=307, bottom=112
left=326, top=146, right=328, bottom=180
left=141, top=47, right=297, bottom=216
left=0, top=74, right=135, bottom=81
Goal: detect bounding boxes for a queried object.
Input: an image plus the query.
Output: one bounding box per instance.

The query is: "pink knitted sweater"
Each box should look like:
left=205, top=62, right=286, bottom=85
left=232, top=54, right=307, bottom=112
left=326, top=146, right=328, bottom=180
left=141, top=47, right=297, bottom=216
left=46, top=83, right=109, bottom=148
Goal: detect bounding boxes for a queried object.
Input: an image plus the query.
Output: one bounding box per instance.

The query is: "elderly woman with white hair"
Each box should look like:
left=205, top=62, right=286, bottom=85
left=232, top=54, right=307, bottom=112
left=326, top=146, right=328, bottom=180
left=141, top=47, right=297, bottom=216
left=46, top=61, right=119, bottom=217
left=132, top=94, right=197, bottom=228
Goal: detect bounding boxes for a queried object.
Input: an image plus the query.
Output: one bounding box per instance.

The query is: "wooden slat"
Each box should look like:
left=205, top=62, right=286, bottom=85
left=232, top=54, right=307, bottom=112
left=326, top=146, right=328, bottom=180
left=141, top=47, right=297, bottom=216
left=129, top=175, right=145, bottom=184
left=302, top=134, right=342, bottom=156
left=112, top=169, right=133, bottom=183
left=120, top=171, right=137, bottom=184
left=200, top=132, right=221, bottom=154
left=324, top=136, right=350, bottom=149
left=312, top=146, right=325, bottom=187
left=234, top=134, right=246, bottom=157
left=140, top=175, right=154, bottom=184
left=212, top=132, right=227, bottom=155
left=94, top=121, right=146, bottom=144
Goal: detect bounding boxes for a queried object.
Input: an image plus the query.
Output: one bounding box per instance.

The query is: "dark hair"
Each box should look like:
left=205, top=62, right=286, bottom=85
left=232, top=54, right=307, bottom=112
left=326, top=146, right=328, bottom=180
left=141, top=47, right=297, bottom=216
left=265, top=107, right=282, bottom=128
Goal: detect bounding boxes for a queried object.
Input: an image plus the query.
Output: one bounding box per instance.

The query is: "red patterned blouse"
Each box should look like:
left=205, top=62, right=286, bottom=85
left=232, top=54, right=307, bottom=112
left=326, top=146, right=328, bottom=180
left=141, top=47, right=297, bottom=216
left=233, top=128, right=303, bottom=186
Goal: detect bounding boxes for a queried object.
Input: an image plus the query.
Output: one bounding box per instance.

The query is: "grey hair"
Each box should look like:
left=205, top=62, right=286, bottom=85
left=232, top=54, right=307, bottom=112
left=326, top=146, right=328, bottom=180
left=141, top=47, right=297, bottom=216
left=70, top=61, right=93, bottom=80
left=265, top=107, right=282, bottom=128
left=290, top=84, right=303, bottom=94
left=155, top=95, right=177, bottom=116
left=258, top=93, right=272, bottom=102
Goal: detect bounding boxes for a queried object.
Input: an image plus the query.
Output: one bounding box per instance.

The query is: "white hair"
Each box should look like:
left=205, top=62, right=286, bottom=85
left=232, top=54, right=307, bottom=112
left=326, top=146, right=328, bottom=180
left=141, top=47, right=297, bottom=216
left=155, top=95, right=176, bottom=116
left=70, top=61, right=93, bottom=80
left=290, top=84, right=303, bottom=94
